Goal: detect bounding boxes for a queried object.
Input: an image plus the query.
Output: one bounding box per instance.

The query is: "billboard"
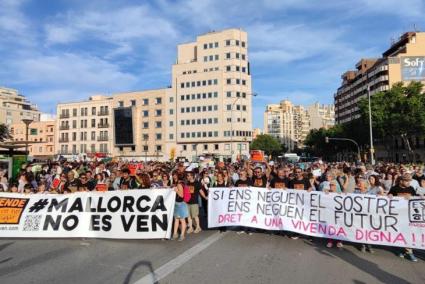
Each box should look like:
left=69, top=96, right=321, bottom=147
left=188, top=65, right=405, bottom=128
left=401, top=56, right=425, bottom=81
left=114, top=107, right=134, bottom=145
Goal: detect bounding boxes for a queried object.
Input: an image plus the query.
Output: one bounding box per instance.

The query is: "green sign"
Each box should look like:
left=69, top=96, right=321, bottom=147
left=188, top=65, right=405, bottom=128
left=12, top=155, right=27, bottom=180
left=30, top=128, right=38, bottom=135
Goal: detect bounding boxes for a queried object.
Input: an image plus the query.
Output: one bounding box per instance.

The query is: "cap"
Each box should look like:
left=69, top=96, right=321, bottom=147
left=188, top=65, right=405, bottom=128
left=269, top=161, right=275, bottom=166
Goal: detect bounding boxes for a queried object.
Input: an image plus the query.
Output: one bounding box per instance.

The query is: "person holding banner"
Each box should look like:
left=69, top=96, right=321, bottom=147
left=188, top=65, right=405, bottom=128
left=388, top=173, right=419, bottom=262
left=269, top=168, right=289, bottom=189
left=173, top=178, right=189, bottom=241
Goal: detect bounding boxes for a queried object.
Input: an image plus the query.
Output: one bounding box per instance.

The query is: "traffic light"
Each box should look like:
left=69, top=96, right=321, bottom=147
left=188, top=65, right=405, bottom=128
left=325, top=137, right=329, bottom=143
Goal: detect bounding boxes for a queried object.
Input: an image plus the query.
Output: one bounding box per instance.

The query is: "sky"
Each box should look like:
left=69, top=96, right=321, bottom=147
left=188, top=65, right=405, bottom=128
left=1, top=0, right=424, bottom=129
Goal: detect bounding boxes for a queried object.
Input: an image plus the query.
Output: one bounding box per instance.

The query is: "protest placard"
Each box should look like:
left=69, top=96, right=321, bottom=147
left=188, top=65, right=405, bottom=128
left=208, top=187, right=425, bottom=249
left=0, top=190, right=176, bottom=239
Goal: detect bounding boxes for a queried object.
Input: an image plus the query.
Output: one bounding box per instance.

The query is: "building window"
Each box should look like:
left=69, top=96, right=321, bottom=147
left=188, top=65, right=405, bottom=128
left=183, top=145, right=187, bottom=151
left=204, top=144, right=208, bottom=150
left=242, top=41, right=246, bottom=47
left=169, top=134, right=174, bottom=140
left=203, top=43, right=208, bottom=49
left=118, top=101, right=124, bottom=107
left=92, top=107, right=96, bottom=115
left=143, top=110, right=149, bottom=117
left=143, top=99, right=149, bottom=105
left=169, top=97, right=174, bottom=103
left=155, top=110, right=162, bottom=116
left=226, top=52, right=231, bottom=59
left=215, top=144, right=219, bottom=150
left=226, top=40, right=231, bottom=46
left=169, top=109, right=174, bottom=115
left=143, top=134, right=149, bottom=140
left=155, top=121, right=162, bottom=128
left=143, top=122, right=149, bottom=128
left=131, top=100, right=136, bottom=106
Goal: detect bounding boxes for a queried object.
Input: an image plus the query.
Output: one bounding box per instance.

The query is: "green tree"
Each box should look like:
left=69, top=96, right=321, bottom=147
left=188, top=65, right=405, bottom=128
left=358, top=81, right=425, bottom=158
left=0, top=124, right=11, bottom=142
left=250, top=134, right=282, bottom=157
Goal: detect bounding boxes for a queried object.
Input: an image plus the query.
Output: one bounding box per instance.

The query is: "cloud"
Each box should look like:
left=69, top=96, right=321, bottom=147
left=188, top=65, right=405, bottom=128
left=3, top=52, right=139, bottom=108
left=44, top=5, right=179, bottom=46
left=248, top=23, right=349, bottom=64
left=0, top=0, right=28, bottom=33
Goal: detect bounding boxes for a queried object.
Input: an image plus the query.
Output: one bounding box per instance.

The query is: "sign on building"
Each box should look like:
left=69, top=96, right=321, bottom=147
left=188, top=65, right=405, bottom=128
left=401, top=56, right=425, bottom=81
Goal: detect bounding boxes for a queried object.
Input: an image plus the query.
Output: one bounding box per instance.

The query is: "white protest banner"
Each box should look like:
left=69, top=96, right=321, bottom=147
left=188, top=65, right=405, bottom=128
left=208, top=187, right=425, bottom=249
left=0, top=189, right=175, bottom=239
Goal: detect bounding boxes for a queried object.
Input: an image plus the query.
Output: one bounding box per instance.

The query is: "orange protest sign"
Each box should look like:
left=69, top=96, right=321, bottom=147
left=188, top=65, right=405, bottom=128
left=0, top=198, right=29, bottom=224
left=128, top=164, right=137, bottom=176
left=250, top=150, right=264, bottom=162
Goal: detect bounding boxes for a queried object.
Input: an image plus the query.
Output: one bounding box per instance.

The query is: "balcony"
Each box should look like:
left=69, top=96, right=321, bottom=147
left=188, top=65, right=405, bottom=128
left=59, top=125, right=70, bottom=130
left=98, top=111, right=109, bottom=116
left=98, top=123, right=110, bottom=128
left=59, top=138, right=69, bottom=143
left=60, top=114, right=70, bottom=119
left=97, top=136, right=109, bottom=141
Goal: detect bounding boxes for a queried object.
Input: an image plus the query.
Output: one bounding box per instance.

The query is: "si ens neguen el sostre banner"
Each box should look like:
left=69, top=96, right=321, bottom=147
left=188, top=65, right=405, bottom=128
left=208, top=187, right=425, bottom=249
left=0, top=190, right=176, bottom=239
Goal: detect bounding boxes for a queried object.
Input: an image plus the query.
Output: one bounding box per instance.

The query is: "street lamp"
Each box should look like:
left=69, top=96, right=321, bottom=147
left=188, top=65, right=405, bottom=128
left=230, top=92, right=257, bottom=162
left=22, top=118, right=33, bottom=156
left=367, top=85, right=375, bottom=165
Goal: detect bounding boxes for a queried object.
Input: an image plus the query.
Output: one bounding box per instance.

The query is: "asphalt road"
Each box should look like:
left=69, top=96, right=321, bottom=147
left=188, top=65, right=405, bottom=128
left=0, top=231, right=424, bottom=284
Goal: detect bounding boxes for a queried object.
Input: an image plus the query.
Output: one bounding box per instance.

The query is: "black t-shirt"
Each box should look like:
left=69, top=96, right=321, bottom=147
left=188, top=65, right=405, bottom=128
left=87, top=178, right=97, bottom=191
left=289, top=178, right=311, bottom=190
left=252, top=176, right=267, bottom=188
left=413, top=174, right=425, bottom=183
left=187, top=181, right=201, bottom=204
left=270, top=177, right=290, bottom=189
left=119, top=177, right=138, bottom=189
left=235, top=178, right=252, bottom=187
left=388, top=185, right=417, bottom=197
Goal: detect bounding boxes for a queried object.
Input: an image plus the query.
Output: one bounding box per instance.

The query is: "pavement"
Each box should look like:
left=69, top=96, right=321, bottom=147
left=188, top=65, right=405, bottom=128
left=0, top=230, right=424, bottom=284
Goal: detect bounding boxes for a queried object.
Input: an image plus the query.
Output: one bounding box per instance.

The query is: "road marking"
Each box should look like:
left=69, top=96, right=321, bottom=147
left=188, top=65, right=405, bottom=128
left=134, top=232, right=226, bottom=284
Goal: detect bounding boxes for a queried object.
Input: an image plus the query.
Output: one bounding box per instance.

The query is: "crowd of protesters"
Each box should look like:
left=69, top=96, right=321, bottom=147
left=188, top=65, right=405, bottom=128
left=1, top=158, right=424, bottom=262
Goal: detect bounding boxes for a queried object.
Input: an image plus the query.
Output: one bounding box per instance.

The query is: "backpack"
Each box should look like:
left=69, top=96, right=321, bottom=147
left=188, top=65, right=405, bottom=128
left=183, top=184, right=191, bottom=203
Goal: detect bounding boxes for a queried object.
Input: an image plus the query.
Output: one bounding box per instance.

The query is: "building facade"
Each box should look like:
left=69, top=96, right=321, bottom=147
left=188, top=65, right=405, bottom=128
left=264, top=101, right=295, bottom=150
left=264, top=100, right=335, bottom=150
left=335, top=32, right=425, bottom=124
left=307, top=103, right=335, bottom=130
left=0, top=87, right=40, bottom=125
left=56, top=90, right=169, bottom=160
left=9, top=118, right=56, bottom=158
left=169, top=28, right=253, bottom=161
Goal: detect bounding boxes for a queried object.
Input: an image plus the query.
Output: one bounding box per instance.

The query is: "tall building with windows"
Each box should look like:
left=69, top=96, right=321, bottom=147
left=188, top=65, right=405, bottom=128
left=264, top=101, right=295, bottom=150
left=335, top=32, right=425, bottom=124
left=168, top=28, right=253, bottom=161
left=0, top=87, right=40, bottom=125
left=55, top=28, right=254, bottom=161
left=264, top=100, right=335, bottom=150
